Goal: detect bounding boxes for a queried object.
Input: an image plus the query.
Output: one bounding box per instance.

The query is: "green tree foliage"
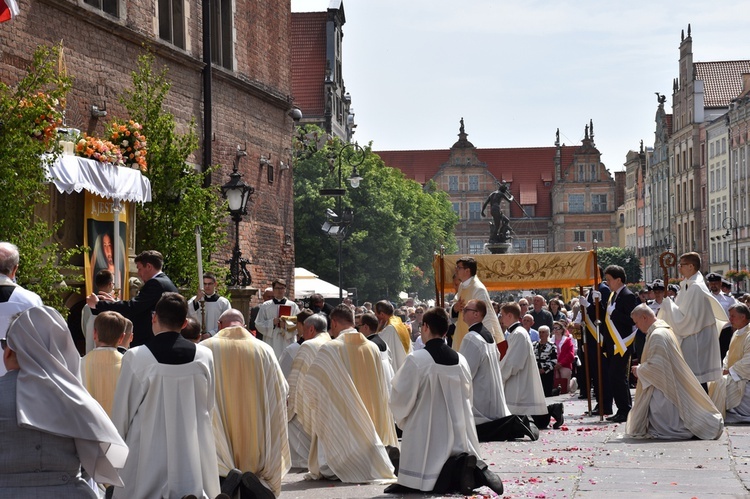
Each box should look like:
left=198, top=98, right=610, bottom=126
left=0, top=44, right=79, bottom=312
left=597, top=246, right=642, bottom=283
left=294, top=128, right=457, bottom=302
left=120, top=51, right=227, bottom=290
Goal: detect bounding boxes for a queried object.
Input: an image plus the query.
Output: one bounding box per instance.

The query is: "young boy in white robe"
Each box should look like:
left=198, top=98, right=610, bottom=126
left=386, top=307, right=503, bottom=496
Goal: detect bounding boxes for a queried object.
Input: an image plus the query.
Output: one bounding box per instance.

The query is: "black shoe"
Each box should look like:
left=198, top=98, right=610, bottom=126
left=221, top=468, right=243, bottom=496
left=525, top=420, right=540, bottom=441
left=608, top=412, right=629, bottom=423
left=215, top=494, right=232, bottom=499
left=384, top=483, right=414, bottom=494
left=551, top=387, right=561, bottom=396
left=385, top=445, right=400, bottom=475
left=457, top=453, right=477, bottom=495
left=549, top=403, right=565, bottom=429
left=474, top=461, right=504, bottom=495
left=239, top=471, right=275, bottom=499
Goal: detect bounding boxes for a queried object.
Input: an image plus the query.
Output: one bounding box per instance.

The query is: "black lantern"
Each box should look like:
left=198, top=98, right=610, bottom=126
left=221, top=151, right=254, bottom=287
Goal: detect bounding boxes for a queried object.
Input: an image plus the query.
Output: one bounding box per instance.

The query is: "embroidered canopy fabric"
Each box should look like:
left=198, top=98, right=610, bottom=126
left=45, top=154, right=152, bottom=203
left=433, top=251, right=597, bottom=294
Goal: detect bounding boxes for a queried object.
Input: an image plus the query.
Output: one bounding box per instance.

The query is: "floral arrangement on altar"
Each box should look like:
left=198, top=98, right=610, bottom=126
left=107, top=119, right=147, bottom=171
left=725, top=269, right=750, bottom=282
left=19, top=91, right=64, bottom=147
left=74, top=134, right=123, bottom=165
left=72, top=119, right=148, bottom=171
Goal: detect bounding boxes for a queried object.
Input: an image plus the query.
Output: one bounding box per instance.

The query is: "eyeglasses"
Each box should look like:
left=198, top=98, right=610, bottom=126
left=552, top=326, right=563, bottom=331
left=463, top=308, right=478, bottom=313
left=0, top=338, right=7, bottom=350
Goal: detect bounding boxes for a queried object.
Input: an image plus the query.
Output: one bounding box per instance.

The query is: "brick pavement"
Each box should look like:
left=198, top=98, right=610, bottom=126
left=279, top=390, right=750, bottom=498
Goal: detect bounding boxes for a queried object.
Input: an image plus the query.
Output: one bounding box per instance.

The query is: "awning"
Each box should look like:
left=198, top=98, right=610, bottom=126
left=45, top=154, right=152, bottom=203
left=433, top=251, right=597, bottom=294
left=294, top=267, right=348, bottom=299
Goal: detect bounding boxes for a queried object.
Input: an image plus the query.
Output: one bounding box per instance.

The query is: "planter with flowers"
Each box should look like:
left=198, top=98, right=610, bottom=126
left=725, top=269, right=750, bottom=283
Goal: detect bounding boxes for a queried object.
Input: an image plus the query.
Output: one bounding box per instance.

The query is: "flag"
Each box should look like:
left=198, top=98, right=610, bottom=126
left=0, top=0, right=19, bottom=23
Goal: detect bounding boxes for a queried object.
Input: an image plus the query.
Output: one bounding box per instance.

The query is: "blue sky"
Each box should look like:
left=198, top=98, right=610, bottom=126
left=293, top=0, right=750, bottom=172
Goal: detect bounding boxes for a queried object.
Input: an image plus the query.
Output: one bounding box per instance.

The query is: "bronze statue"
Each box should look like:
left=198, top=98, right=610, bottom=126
left=482, top=183, right=514, bottom=243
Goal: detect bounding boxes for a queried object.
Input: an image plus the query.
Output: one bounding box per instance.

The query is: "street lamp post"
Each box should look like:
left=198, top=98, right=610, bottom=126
left=723, top=216, right=740, bottom=292
left=221, top=147, right=254, bottom=287
left=320, top=142, right=365, bottom=301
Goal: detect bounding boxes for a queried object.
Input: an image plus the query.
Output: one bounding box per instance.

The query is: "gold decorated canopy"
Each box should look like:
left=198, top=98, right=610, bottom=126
left=433, top=251, right=597, bottom=301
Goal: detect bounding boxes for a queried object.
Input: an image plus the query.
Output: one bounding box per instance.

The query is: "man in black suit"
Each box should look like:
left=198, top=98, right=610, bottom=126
left=600, top=265, right=638, bottom=423
left=578, top=271, right=611, bottom=413
left=87, top=250, right=178, bottom=347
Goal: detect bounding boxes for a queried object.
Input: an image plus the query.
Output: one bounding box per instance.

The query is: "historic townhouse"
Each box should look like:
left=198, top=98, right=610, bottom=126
left=376, top=121, right=618, bottom=255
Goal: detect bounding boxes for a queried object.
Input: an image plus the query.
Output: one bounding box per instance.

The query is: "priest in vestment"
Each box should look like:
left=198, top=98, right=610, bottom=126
left=387, top=307, right=503, bottom=496
left=111, top=292, right=220, bottom=499
left=627, top=304, right=723, bottom=439
left=451, top=257, right=504, bottom=352
left=81, top=310, right=127, bottom=418
left=498, top=302, right=551, bottom=425
left=375, top=300, right=412, bottom=372
left=459, top=299, right=529, bottom=441
left=658, top=252, right=725, bottom=387
left=255, top=278, right=300, bottom=358
left=710, top=303, right=750, bottom=422
left=303, top=304, right=397, bottom=483
left=287, top=313, right=331, bottom=469
left=202, top=309, right=290, bottom=498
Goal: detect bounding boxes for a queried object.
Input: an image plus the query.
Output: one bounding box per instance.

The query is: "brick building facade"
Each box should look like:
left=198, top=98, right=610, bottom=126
left=1, top=0, right=297, bottom=302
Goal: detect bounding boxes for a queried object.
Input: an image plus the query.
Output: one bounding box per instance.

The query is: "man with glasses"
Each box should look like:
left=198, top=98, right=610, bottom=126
left=659, top=252, right=725, bottom=391
left=451, top=257, right=503, bottom=352
left=256, top=279, right=300, bottom=359
left=187, top=272, right=231, bottom=338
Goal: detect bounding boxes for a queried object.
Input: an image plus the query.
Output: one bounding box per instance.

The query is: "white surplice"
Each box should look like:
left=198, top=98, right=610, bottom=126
left=657, top=272, right=725, bottom=383
left=710, top=324, right=750, bottom=419
left=627, top=320, right=723, bottom=440
left=451, top=275, right=504, bottom=352
left=459, top=327, right=510, bottom=423
left=389, top=350, right=480, bottom=491
left=187, top=294, right=231, bottom=335
left=379, top=317, right=412, bottom=373
left=303, top=329, right=396, bottom=483
left=112, top=344, right=220, bottom=499
left=255, top=299, right=300, bottom=359
left=499, top=324, right=547, bottom=415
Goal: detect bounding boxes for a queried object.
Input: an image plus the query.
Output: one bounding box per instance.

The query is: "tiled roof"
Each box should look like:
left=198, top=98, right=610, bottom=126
left=291, top=12, right=327, bottom=114
left=375, top=145, right=579, bottom=218
left=695, top=60, right=750, bottom=108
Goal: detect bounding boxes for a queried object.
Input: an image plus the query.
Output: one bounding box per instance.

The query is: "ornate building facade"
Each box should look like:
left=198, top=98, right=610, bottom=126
left=376, top=121, right=618, bottom=255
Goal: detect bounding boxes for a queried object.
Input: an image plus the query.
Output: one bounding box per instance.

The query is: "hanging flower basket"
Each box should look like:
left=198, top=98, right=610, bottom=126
left=725, top=269, right=750, bottom=283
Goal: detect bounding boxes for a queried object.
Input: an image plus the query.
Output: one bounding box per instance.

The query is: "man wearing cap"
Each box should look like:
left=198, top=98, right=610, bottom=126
left=667, top=283, right=680, bottom=299
left=647, top=280, right=666, bottom=315
left=256, top=279, right=300, bottom=358
left=707, top=272, right=736, bottom=316
left=658, top=253, right=726, bottom=391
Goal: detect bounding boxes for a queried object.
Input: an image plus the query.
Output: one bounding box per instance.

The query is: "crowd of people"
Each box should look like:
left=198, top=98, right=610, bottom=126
left=0, top=243, right=746, bottom=497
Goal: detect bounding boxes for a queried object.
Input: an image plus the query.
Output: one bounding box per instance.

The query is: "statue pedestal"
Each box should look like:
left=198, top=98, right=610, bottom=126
left=486, top=242, right=512, bottom=254
left=227, top=287, right=259, bottom=322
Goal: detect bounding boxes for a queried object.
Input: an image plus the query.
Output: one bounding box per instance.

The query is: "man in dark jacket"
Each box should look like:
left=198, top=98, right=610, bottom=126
left=87, top=250, right=178, bottom=346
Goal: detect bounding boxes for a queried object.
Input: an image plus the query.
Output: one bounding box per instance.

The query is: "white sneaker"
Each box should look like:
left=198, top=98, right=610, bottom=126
left=568, top=378, right=579, bottom=393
